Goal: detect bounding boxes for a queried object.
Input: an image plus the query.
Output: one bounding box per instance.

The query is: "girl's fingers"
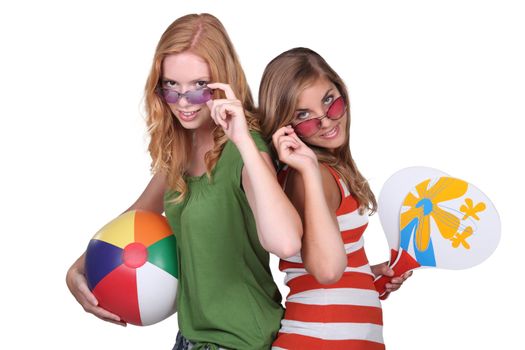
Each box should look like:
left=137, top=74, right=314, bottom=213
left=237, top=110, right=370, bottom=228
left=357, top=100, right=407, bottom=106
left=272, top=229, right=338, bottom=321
left=93, top=306, right=122, bottom=322
left=385, top=283, right=399, bottom=292
left=277, top=135, right=299, bottom=150
left=290, top=131, right=305, bottom=145
left=207, top=100, right=226, bottom=126
left=76, top=278, right=98, bottom=306
left=272, top=126, right=295, bottom=145
left=280, top=140, right=299, bottom=152
left=217, top=101, right=241, bottom=119
left=205, top=100, right=214, bottom=119
left=280, top=126, right=306, bottom=147
left=206, top=82, right=237, bottom=100
left=273, top=125, right=293, bottom=138
left=73, top=275, right=123, bottom=323
left=103, top=318, right=127, bottom=327
left=272, top=128, right=287, bottom=148
left=214, top=103, right=225, bottom=122
left=207, top=99, right=242, bottom=129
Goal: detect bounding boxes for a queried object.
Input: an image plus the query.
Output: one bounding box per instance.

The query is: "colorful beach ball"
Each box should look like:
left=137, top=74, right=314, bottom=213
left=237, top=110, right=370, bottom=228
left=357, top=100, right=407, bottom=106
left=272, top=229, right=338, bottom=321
left=85, top=210, right=178, bottom=326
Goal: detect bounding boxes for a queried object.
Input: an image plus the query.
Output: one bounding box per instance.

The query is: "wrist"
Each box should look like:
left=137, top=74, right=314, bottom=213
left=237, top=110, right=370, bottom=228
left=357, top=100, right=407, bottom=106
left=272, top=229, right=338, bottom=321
left=300, top=163, right=322, bottom=183
left=71, top=257, right=85, bottom=275
left=234, top=133, right=257, bottom=155
left=297, top=158, right=320, bottom=176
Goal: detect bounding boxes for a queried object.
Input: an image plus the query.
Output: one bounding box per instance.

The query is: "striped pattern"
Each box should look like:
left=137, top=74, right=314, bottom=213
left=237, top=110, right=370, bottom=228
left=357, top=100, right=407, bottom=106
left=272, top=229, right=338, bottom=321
left=273, top=166, right=384, bottom=350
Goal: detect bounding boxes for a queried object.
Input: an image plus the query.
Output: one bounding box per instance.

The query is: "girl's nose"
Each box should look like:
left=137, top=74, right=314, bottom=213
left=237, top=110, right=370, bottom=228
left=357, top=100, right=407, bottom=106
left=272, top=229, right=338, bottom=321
left=177, top=95, right=191, bottom=107
left=319, top=114, right=331, bottom=128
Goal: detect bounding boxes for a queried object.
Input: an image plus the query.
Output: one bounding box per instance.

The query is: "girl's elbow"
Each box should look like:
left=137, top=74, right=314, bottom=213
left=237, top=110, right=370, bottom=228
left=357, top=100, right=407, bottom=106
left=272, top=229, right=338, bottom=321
left=314, top=269, right=345, bottom=285
left=263, top=224, right=302, bottom=259
left=284, top=221, right=303, bottom=257
left=265, top=235, right=302, bottom=259
left=309, top=261, right=346, bottom=285
left=277, top=238, right=302, bottom=259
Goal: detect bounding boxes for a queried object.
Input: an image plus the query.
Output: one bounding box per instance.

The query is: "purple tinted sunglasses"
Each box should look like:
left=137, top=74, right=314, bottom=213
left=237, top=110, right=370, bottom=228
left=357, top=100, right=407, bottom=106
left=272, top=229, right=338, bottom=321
left=157, top=87, right=214, bottom=105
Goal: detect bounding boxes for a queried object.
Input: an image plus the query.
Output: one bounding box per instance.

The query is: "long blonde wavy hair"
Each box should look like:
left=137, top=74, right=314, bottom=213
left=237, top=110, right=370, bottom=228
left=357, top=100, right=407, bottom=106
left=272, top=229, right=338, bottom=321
left=258, top=47, right=376, bottom=214
left=144, top=13, right=259, bottom=202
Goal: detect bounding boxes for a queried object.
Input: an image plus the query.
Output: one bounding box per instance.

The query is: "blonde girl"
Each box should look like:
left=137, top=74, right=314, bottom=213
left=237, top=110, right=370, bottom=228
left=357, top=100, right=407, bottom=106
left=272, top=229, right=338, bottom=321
left=66, top=14, right=302, bottom=350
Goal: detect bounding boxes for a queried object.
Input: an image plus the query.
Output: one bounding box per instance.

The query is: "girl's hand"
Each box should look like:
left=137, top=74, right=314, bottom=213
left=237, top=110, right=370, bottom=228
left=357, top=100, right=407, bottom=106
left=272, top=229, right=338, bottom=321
left=206, top=83, right=250, bottom=145
left=272, top=126, right=318, bottom=173
left=370, top=261, right=413, bottom=294
left=66, top=258, right=126, bottom=326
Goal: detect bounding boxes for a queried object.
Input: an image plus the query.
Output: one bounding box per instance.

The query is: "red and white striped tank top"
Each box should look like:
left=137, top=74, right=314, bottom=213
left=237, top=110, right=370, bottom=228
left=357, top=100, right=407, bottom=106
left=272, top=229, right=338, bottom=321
left=272, top=165, right=384, bottom=350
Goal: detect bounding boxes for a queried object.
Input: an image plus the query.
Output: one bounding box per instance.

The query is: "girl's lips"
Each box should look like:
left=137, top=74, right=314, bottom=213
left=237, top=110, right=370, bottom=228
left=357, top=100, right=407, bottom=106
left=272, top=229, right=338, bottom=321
left=321, top=124, right=339, bottom=138
left=177, top=109, right=200, bottom=121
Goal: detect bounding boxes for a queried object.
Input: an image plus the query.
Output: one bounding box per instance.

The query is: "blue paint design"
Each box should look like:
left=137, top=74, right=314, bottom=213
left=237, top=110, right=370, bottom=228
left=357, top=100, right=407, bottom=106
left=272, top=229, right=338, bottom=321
left=416, top=198, right=433, bottom=215
left=413, top=236, right=437, bottom=266
left=400, top=218, right=418, bottom=251
left=400, top=216, right=437, bottom=266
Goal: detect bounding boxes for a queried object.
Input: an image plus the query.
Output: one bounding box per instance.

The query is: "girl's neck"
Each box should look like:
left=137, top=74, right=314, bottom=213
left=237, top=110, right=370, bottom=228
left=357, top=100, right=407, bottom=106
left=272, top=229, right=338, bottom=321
left=192, top=119, right=215, bottom=151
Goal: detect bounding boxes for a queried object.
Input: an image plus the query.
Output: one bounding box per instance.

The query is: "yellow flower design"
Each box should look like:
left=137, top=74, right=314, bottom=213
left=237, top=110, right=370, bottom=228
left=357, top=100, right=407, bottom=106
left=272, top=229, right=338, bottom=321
left=400, top=177, right=468, bottom=252
left=451, top=226, right=473, bottom=249
left=460, top=198, right=486, bottom=221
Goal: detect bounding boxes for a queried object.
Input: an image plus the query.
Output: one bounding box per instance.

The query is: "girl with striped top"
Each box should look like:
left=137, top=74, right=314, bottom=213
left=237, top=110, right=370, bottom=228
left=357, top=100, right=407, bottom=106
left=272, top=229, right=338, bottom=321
left=258, top=47, right=411, bottom=349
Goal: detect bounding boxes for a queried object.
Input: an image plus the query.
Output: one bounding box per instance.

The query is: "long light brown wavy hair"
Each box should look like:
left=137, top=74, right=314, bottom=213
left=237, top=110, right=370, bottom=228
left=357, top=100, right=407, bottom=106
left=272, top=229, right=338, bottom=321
left=144, top=13, right=259, bottom=202
left=258, top=47, right=376, bottom=214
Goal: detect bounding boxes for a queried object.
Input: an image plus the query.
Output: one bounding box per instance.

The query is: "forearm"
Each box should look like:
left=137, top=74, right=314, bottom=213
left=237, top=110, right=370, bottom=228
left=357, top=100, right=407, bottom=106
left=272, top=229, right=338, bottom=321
left=66, top=252, right=86, bottom=292
left=69, top=252, right=86, bottom=275
left=237, top=137, right=302, bottom=258
left=126, top=172, right=166, bottom=214
left=301, top=168, right=347, bottom=284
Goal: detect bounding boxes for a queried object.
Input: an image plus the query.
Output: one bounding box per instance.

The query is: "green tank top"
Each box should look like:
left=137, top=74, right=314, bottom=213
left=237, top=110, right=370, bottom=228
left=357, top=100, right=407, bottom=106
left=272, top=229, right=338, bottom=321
left=164, top=131, right=283, bottom=350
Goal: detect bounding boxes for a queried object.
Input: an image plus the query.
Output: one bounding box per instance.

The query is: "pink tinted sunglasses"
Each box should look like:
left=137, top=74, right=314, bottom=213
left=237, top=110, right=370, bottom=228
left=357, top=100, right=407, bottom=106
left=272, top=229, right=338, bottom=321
left=293, top=96, right=346, bottom=137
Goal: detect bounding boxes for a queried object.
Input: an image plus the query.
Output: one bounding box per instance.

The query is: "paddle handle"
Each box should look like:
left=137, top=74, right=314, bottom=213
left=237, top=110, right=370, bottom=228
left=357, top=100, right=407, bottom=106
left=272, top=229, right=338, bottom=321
left=374, top=249, right=398, bottom=300
left=374, top=249, right=420, bottom=299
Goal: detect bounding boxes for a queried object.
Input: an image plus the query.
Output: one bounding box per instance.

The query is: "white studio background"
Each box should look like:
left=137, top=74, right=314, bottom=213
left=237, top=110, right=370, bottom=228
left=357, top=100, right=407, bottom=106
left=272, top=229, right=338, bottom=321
left=1, top=1, right=523, bottom=349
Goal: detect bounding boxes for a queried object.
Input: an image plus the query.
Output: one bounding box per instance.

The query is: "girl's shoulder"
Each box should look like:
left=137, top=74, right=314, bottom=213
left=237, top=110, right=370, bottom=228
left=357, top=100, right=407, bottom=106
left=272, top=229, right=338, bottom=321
left=217, top=130, right=271, bottom=186
left=319, top=163, right=343, bottom=211
left=222, top=130, right=269, bottom=159
left=283, top=163, right=341, bottom=213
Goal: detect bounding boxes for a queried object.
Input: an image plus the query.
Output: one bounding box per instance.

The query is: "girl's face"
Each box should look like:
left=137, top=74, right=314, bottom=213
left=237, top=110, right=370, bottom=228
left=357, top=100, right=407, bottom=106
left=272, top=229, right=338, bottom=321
left=161, top=52, right=213, bottom=130
left=291, top=77, right=348, bottom=150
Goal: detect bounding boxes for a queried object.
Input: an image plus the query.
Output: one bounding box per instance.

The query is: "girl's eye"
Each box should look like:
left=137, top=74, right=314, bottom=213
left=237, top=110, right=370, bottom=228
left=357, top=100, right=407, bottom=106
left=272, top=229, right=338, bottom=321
left=323, top=95, right=334, bottom=105
left=296, top=111, right=310, bottom=120
left=196, top=80, right=208, bottom=88
left=163, top=80, right=177, bottom=89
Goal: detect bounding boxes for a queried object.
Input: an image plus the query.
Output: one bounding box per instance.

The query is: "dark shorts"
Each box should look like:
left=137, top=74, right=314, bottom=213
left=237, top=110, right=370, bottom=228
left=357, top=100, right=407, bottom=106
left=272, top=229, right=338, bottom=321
left=173, top=332, right=193, bottom=350
left=172, top=332, right=228, bottom=350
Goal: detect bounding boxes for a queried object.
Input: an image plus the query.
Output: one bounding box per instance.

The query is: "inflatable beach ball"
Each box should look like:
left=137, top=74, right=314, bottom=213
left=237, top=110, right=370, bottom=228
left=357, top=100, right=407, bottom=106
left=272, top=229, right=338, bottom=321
left=85, top=210, right=178, bottom=326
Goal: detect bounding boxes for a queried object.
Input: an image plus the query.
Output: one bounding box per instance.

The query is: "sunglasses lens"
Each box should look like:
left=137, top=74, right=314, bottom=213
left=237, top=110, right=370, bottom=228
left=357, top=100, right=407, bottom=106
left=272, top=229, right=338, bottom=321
left=327, top=97, right=345, bottom=119
left=294, top=119, right=321, bottom=138
left=160, top=89, right=179, bottom=104
left=293, top=97, right=346, bottom=137
left=186, top=88, right=213, bottom=104
left=158, top=88, right=213, bottom=104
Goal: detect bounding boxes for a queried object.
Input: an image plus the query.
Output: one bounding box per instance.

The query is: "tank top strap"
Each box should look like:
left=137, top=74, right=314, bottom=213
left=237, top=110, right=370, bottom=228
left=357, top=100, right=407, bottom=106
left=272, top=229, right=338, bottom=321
left=321, top=163, right=351, bottom=199
left=277, top=164, right=291, bottom=190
